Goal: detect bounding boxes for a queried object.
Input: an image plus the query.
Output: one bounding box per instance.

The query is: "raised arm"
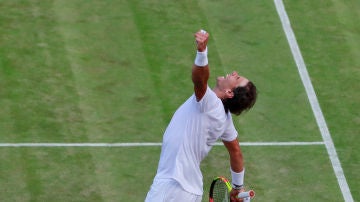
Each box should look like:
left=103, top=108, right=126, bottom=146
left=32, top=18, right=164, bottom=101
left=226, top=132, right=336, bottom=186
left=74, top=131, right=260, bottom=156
left=192, top=30, right=210, bottom=101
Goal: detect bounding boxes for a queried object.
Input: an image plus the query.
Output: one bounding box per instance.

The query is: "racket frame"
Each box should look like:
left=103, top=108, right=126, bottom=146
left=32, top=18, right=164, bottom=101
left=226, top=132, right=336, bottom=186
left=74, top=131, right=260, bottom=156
left=209, top=176, right=255, bottom=202
left=209, top=176, right=232, bottom=202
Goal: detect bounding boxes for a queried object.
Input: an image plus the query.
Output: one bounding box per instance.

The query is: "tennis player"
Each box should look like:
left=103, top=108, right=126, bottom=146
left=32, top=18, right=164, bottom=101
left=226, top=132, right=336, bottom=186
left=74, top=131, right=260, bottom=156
left=145, top=29, right=257, bottom=202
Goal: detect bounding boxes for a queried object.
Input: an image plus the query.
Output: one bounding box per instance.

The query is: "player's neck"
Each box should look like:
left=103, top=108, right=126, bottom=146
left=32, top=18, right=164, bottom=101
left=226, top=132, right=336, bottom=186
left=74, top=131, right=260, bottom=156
left=212, top=87, right=226, bottom=100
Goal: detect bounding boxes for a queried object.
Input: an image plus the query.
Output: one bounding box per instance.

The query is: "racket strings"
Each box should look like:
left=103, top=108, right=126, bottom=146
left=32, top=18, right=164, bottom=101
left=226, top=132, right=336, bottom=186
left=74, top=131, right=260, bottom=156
left=212, top=181, right=230, bottom=202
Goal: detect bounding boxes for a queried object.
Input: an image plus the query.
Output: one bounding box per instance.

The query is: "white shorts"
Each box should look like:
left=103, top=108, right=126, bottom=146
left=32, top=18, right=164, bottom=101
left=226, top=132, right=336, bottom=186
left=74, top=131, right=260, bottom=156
left=145, top=179, right=202, bottom=202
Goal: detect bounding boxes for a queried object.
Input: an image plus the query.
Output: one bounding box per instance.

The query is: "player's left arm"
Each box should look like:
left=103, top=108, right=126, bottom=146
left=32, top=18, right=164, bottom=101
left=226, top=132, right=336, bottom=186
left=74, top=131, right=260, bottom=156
left=223, top=138, right=246, bottom=202
left=223, top=138, right=244, bottom=174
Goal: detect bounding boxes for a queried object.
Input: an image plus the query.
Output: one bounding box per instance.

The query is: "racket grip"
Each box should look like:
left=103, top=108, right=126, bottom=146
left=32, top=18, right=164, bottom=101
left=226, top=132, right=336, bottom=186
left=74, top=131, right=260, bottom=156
left=237, top=190, right=255, bottom=199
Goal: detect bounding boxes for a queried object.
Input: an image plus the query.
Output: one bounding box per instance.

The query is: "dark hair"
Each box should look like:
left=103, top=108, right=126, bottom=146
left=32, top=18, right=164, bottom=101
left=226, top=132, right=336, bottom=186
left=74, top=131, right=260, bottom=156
left=222, top=81, right=257, bottom=115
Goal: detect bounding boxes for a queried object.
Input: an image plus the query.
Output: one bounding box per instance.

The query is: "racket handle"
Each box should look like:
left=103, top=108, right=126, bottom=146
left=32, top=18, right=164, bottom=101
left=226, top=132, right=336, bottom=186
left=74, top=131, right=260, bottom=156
left=237, top=190, right=255, bottom=199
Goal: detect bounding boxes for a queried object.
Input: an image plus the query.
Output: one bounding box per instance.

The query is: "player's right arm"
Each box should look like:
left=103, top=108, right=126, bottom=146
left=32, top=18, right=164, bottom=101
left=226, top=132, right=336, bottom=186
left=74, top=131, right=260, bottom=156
left=192, top=30, right=210, bottom=101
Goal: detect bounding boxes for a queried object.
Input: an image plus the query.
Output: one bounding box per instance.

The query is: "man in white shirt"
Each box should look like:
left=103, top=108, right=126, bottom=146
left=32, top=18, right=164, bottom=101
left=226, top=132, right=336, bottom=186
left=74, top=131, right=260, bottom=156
left=145, top=29, right=257, bottom=202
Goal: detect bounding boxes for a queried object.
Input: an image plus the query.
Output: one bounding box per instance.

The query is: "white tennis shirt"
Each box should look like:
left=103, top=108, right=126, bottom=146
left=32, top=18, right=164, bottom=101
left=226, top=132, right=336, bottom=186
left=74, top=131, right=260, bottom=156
left=154, top=86, right=238, bottom=195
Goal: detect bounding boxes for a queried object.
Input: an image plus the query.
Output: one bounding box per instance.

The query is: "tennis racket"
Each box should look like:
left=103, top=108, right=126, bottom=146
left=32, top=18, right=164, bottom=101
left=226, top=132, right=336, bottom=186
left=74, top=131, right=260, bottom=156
left=209, top=176, right=255, bottom=202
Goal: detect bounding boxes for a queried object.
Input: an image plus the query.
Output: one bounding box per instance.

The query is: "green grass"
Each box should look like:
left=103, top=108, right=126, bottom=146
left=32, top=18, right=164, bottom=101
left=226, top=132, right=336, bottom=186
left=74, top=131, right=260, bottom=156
left=283, top=0, right=360, bottom=199
left=0, top=0, right=358, bottom=201
left=202, top=146, right=343, bottom=201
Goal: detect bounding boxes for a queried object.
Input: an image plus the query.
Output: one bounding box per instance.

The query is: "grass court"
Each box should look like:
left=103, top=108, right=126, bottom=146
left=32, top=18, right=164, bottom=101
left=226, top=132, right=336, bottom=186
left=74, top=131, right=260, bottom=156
left=0, top=0, right=359, bottom=201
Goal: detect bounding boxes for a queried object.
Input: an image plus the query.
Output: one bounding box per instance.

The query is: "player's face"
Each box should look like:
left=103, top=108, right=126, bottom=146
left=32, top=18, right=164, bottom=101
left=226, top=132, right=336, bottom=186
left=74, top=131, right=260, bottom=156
left=216, top=71, right=249, bottom=89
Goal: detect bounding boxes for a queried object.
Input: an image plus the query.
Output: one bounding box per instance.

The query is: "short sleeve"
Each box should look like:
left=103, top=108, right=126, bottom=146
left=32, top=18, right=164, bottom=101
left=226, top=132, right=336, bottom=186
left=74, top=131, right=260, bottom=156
left=220, top=114, right=238, bottom=142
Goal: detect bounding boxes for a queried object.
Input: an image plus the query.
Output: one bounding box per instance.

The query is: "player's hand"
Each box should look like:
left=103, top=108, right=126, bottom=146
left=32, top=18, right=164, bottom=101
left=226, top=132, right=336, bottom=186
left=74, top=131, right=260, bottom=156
left=194, top=29, right=209, bottom=52
left=230, top=188, right=245, bottom=202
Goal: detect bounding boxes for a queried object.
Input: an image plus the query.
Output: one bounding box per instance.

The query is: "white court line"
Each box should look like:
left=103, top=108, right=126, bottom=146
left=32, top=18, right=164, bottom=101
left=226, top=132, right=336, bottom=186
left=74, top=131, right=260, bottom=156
left=0, top=141, right=324, bottom=147
left=0, top=142, right=161, bottom=147
left=274, top=0, right=354, bottom=201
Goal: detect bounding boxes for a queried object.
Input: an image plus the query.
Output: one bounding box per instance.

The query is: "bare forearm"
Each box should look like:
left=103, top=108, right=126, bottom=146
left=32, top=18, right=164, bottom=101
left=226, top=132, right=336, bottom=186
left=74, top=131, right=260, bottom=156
left=229, top=148, right=244, bottom=173
left=192, top=30, right=210, bottom=101
left=223, top=139, right=244, bottom=171
left=192, top=64, right=209, bottom=100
